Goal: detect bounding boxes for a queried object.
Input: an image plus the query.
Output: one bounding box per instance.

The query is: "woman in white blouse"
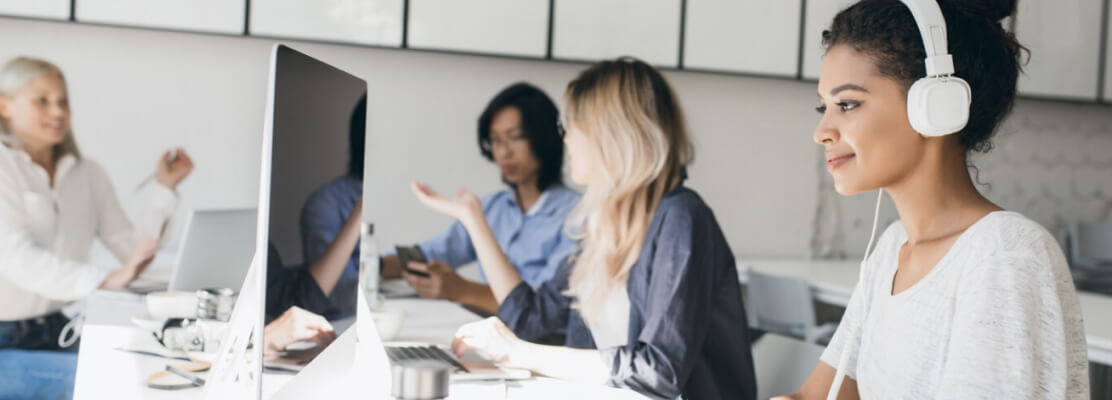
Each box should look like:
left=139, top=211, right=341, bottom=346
left=778, top=0, right=1088, bottom=399
left=0, top=57, right=193, bottom=399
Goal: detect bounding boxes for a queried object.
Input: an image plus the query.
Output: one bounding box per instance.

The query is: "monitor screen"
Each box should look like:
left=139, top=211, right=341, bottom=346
left=262, top=44, right=366, bottom=367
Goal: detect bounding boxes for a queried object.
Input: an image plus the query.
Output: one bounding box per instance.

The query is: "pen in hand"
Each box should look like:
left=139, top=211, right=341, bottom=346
left=135, top=148, right=180, bottom=191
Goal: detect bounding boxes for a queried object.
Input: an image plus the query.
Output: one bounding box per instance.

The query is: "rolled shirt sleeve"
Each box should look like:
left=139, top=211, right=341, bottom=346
left=496, top=259, right=574, bottom=342
left=94, top=162, right=178, bottom=263
left=265, top=243, right=339, bottom=321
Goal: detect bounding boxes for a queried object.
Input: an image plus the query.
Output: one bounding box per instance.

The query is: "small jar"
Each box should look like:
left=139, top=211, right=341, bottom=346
left=391, top=359, right=450, bottom=400
left=195, top=288, right=236, bottom=321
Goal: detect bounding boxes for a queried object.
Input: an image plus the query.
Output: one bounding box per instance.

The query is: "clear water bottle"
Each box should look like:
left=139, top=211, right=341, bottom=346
left=359, top=222, right=382, bottom=309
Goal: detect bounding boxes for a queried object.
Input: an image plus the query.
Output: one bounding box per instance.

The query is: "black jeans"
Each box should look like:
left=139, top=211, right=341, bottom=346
left=0, top=312, right=75, bottom=351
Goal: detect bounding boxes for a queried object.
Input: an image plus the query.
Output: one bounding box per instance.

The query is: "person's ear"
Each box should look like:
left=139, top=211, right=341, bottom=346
left=0, top=97, right=9, bottom=121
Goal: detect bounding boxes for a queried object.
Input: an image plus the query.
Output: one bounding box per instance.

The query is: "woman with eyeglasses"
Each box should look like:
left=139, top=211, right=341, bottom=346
left=378, top=82, right=580, bottom=314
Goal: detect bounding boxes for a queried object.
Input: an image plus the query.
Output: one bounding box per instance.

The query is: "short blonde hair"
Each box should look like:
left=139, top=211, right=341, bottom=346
left=0, top=57, right=81, bottom=160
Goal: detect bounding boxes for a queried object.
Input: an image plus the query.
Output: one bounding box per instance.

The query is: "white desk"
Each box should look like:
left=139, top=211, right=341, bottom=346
left=72, top=290, right=289, bottom=399
left=737, top=258, right=1112, bottom=366
left=74, top=289, right=646, bottom=399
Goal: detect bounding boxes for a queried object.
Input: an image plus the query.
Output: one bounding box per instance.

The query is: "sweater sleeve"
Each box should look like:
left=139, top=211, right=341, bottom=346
left=935, top=246, right=1088, bottom=399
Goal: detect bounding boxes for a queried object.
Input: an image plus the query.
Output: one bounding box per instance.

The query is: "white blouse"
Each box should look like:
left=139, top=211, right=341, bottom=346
left=821, top=211, right=1089, bottom=399
left=0, top=137, right=176, bottom=320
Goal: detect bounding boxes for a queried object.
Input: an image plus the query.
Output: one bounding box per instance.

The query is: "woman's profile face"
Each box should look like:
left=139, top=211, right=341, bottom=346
left=562, top=118, right=593, bottom=187
left=813, top=44, right=926, bottom=195
left=0, top=73, right=71, bottom=148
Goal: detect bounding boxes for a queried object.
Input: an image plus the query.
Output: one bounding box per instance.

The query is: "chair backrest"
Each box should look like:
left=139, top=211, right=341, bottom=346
left=752, top=333, right=827, bottom=399
left=746, top=269, right=818, bottom=337
left=1072, top=222, right=1112, bottom=265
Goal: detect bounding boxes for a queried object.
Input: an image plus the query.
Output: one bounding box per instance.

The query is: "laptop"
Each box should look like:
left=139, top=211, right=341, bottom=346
left=381, top=342, right=529, bottom=381
left=355, top=286, right=530, bottom=382
left=168, top=208, right=257, bottom=292
left=269, top=307, right=527, bottom=381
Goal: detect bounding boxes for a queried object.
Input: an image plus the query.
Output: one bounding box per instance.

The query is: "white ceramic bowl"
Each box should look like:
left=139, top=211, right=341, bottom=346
left=145, top=291, right=198, bottom=319
left=371, top=307, right=405, bottom=341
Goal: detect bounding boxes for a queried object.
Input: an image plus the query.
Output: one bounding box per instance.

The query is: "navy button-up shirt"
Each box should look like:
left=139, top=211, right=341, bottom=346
left=497, top=186, right=757, bottom=400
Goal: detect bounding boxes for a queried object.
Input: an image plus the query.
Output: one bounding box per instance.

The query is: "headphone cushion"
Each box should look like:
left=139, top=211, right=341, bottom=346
left=907, top=77, right=972, bottom=137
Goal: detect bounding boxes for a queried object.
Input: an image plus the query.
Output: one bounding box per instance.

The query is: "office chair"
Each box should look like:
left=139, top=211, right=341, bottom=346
left=1067, top=222, right=1112, bottom=295
left=745, top=269, right=837, bottom=344
left=751, top=333, right=827, bottom=400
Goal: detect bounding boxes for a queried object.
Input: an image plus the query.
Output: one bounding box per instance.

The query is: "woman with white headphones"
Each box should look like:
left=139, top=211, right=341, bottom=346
left=777, top=0, right=1089, bottom=398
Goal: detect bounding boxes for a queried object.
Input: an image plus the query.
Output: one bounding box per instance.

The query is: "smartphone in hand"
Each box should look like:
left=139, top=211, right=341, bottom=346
left=395, top=245, right=430, bottom=277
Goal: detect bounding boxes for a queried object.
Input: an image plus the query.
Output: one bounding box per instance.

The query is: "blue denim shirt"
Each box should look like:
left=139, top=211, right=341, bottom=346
left=417, top=183, right=581, bottom=287
left=270, top=177, right=580, bottom=320
left=300, top=175, right=364, bottom=288
left=497, top=186, right=757, bottom=400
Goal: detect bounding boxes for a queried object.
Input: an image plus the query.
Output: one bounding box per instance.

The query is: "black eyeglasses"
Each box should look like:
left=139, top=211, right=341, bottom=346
left=556, top=119, right=566, bottom=139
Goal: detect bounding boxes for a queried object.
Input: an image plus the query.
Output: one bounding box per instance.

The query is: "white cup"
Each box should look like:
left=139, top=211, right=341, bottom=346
left=145, top=291, right=198, bottom=320
left=372, top=307, right=405, bottom=341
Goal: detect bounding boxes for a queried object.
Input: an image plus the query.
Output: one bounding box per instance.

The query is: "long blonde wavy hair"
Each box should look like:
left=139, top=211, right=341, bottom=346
left=563, top=57, right=693, bottom=323
left=0, top=57, right=82, bottom=160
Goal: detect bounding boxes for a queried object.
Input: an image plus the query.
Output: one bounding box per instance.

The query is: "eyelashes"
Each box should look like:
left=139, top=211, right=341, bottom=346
left=815, top=100, right=862, bottom=114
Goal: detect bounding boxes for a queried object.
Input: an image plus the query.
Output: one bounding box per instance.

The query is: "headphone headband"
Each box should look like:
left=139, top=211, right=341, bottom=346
left=900, top=0, right=954, bottom=77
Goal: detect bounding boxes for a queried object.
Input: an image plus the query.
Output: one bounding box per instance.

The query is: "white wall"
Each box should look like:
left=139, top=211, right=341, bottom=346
left=0, top=17, right=819, bottom=260
left=1, top=16, right=1108, bottom=265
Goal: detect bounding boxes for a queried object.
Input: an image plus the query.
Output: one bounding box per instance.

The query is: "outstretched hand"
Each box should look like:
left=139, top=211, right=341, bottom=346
left=410, top=182, right=482, bottom=223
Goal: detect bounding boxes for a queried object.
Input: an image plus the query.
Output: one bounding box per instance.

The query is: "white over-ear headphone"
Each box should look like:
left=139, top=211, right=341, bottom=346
left=824, top=2, right=970, bottom=399
left=902, top=0, right=971, bottom=137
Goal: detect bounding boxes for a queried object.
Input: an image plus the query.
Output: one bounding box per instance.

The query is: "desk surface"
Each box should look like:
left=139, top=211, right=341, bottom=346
left=74, top=287, right=647, bottom=399
left=738, top=258, right=1112, bottom=366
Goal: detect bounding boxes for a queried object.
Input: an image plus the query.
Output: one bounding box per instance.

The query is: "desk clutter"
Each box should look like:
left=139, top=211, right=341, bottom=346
left=105, top=288, right=241, bottom=391
left=145, top=289, right=237, bottom=322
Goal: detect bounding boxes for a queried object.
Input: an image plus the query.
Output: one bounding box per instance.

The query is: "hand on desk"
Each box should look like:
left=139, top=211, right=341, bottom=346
left=451, top=317, right=522, bottom=365
left=263, top=306, right=336, bottom=359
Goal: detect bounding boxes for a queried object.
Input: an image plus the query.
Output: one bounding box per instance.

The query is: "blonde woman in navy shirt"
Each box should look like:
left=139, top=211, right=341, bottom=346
left=412, top=58, right=757, bottom=400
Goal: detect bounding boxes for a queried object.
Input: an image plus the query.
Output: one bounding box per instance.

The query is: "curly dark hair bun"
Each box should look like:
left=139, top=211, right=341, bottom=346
left=939, top=0, right=1016, bottom=22
left=822, top=0, right=1027, bottom=153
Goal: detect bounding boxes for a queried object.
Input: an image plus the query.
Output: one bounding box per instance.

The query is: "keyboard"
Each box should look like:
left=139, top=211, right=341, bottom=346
left=385, top=345, right=470, bottom=373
